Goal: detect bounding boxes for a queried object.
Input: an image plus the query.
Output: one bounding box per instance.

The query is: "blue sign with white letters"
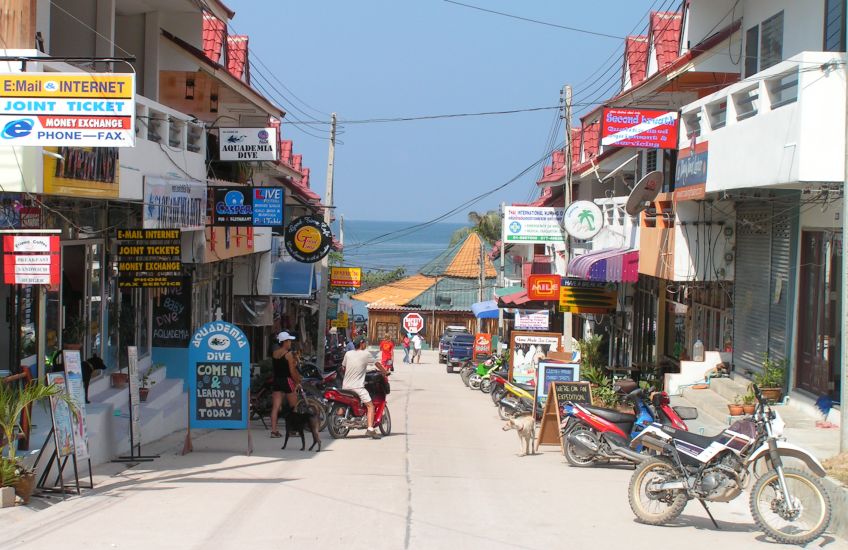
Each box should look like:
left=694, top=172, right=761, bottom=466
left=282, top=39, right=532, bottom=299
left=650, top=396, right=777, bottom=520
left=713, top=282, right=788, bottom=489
left=188, top=321, right=251, bottom=429
left=252, top=187, right=285, bottom=226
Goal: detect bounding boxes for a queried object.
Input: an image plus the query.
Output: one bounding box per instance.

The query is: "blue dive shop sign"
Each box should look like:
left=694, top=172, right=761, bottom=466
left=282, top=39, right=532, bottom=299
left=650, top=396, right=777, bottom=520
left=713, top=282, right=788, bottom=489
left=188, top=321, right=250, bottom=429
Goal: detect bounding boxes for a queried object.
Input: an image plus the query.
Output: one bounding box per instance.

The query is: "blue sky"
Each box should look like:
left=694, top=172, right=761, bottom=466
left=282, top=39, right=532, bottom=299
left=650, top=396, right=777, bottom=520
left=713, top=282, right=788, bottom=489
left=225, top=0, right=658, bottom=222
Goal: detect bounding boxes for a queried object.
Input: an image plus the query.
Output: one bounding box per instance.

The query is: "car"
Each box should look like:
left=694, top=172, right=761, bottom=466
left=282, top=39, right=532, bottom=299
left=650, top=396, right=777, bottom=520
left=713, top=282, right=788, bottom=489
left=446, top=333, right=474, bottom=373
left=438, top=326, right=470, bottom=364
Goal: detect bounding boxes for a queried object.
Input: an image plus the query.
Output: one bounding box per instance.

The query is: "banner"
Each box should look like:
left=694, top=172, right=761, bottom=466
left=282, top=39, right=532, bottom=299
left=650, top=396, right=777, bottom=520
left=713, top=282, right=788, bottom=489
left=559, top=277, right=617, bottom=313
left=515, top=309, right=550, bottom=331
left=674, top=141, right=708, bottom=201
left=219, top=127, right=277, bottom=161
left=62, top=350, right=90, bottom=460
left=503, top=206, right=565, bottom=243
left=117, top=228, right=182, bottom=288
left=144, top=177, right=206, bottom=231
left=152, top=276, right=192, bottom=348
left=0, top=72, right=135, bottom=147
left=509, top=331, right=561, bottom=384
left=46, top=372, right=75, bottom=458
left=600, top=108, right=679, bottom=150
left=330, top=266, right=362, bottom=288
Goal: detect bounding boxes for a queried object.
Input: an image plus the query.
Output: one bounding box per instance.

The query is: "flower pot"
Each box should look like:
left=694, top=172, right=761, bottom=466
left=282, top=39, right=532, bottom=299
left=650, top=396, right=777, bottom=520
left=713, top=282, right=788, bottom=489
left=12, top=471, right=36, bottom=505
left=760, top=387, right=783, bottom=403
left=728, top=404, right=744, bottom=416
left=742, top=404, right=756, bottom=415
left=139, top=388, right=150, bottom=402
left=111, top=372, right=129, bottom=389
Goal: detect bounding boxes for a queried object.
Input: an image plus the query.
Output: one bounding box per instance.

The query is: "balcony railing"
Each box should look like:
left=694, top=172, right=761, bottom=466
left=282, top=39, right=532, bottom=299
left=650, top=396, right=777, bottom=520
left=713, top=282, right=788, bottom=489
left=135, top=95, right=205, bottom=154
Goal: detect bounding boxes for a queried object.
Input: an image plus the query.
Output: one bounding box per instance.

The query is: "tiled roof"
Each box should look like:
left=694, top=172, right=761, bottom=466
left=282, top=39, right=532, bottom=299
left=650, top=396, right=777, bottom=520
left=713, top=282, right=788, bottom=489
left=536, top=129, right=581, bottom=185
left=650, top=11, right=682, bottom=71
left=625, top=35, right=648, bottom=86
left=202, top=13, right=226, bottom=64
left=444, top=232, right=497, bottom=278
left=410, top=276, right=497, bottom=312
left=227, top=35, right=249, bottom=80
left=581, top=120, right=601, bottom=164
left=352, top=274, right=437, bottom=308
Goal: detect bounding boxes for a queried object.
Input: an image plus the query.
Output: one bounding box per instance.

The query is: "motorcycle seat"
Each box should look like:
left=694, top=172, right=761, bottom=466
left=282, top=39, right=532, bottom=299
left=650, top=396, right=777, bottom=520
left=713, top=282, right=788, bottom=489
left=583, top=405, right=636, bottom=424
left=512, top=382, right=536, bottom=393
left=337, top=389, right=363, bottom=402
left=665, top=427, right=721, bottom=450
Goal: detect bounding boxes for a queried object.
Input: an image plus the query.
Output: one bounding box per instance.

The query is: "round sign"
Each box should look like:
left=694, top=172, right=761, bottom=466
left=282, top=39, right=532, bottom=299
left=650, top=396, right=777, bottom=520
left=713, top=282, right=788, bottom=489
left=284, top=216, right=332, bottom=263
left=563, top=200, right=604, bottom=240
left=402, top=312, right=425, bottom=334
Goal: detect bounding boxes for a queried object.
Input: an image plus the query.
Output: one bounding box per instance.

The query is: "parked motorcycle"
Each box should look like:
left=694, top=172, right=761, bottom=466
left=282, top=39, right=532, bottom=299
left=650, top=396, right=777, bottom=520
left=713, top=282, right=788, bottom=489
left=324, top=370, right=392, bottom=438
left=627, top=384, right=831, bottom=545
left=497, top=379, right=538, bottom=420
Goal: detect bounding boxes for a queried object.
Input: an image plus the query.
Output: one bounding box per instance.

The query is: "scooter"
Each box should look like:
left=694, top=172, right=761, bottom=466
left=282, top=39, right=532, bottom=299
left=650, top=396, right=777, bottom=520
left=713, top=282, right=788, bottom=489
left=497, top=378, right=538, bottom=420
left=459, top=355, right=488, bottom=387
left=324, top=370, right=392, bottom=438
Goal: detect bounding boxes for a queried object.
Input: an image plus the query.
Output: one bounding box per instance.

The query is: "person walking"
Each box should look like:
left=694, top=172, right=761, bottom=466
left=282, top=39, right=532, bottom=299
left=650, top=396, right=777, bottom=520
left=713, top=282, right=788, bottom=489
left=411, top=333, right=423, bottom=364
left=379, top=336, right=395, bottom=371
left=401, top=334, right=411, bottom=363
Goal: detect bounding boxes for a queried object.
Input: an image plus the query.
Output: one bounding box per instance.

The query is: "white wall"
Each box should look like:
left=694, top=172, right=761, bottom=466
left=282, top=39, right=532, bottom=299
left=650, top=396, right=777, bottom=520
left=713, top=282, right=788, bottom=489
left=684, top=0, right=738, bottom=51
left=672, top=200, right=736, bottom=281
left=743, top=0, right=827, bottom=62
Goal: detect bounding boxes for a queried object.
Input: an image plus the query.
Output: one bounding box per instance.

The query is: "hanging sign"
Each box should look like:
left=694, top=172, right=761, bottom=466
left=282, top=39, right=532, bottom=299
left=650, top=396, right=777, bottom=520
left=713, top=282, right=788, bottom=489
left=515, top=309, right=550, bottom=331
left=527, top=274, right=560, bottom=301
left=600, top=108, right=679, bottom=150
left=284, top=216, right=332, bottom=263
left=213, top=187, right=253, bottom=226
left=117, top=229, right=182, bottom=288
left=472, top=333, right=492, bottom=360
left=46, top=372, right=75, bottom=458
left=563, top=201, right=604, bottom=240
left=252, top=187, right=285, bottom=226
left=2, top=234, right=60, bottom=285
left=152, top=276, right=192, bottom=348
left=143, top=177, right=206, bottom=231
left=674, top=141, right=708, bottom=201
left=219, top=127, right=277, bottom=161
left=402, top=312, right=425, bottom=334
left=559, top=277, right=617, bottom=313
left=0, top=72, right=135, bottom=147
left=330, top=266, right=362, bottom=288
left=188, top=321, right=251, bottom=429
left=62, top=350, right=90, bottom=460
left=503, top=206, right=565, bottom=243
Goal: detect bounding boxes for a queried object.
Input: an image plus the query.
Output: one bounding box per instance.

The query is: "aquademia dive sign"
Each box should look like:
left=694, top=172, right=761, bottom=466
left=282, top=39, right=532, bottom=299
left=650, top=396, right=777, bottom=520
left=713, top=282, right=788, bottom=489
left=219, top=127, right=277, bottom=161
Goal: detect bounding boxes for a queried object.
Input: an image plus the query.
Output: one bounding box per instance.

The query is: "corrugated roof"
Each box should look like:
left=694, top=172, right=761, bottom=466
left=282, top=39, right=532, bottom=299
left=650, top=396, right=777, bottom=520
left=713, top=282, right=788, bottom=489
left=410, top=277, right=497, bottom=312
left=650, top=12, right=682, bottom=71
left=352, top=274, right=436, bottom=308
left=444, top=232, right=496, bottom=278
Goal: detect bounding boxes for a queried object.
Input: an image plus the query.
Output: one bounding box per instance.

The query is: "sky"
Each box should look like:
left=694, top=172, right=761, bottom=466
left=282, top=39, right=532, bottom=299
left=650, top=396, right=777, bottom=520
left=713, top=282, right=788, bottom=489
left=225, top=0, right=660, bottom=222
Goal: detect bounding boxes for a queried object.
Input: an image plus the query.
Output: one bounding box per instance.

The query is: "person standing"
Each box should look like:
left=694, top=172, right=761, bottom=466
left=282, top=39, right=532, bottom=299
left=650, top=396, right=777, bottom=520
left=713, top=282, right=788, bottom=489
left=379, top=336, right=395, bottom=371
left=411, top=333, right=423, bottom=363
left=401, top=334, right=411, bottom=363
left=270, top=331, right=300, bottom=438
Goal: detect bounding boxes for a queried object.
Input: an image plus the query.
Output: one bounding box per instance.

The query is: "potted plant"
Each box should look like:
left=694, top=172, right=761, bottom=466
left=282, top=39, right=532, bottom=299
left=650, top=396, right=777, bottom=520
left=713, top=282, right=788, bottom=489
left=741, top=393, right=756, bottom=415
left=728, top=395, right=744, bottom=416
left=753, top=354, right=785, bottom=403
left=61, top=316, right=86, bottom=351
left=0, top=380, right=68, bottom=505
left=140, top=364, right=164, bottom=402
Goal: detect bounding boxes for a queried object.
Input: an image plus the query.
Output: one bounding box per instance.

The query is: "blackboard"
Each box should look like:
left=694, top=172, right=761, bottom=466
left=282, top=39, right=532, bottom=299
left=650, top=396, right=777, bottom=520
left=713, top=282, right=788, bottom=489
left=553, top=381, right=593, bottom=406
left=194, top=362, right=244, bottom=422
left=152, top=276, right=191, bottom=348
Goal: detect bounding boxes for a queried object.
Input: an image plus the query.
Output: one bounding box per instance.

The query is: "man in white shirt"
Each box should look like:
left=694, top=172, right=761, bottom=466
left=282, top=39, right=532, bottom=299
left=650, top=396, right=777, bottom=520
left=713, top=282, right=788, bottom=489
left=411, top=333, right=423, bottom=363
left=341, top=338, right=389, bottom=438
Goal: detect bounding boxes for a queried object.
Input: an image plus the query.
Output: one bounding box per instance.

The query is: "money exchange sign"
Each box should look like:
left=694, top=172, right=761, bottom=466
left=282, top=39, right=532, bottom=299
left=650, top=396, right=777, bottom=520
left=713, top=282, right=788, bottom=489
left=117, top=229, right=182, bottom=288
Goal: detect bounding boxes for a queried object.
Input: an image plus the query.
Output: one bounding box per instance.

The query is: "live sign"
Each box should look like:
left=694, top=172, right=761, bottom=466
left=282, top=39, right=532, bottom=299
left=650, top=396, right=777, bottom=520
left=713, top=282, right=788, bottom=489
left=402, top=313, right=424, bottom=334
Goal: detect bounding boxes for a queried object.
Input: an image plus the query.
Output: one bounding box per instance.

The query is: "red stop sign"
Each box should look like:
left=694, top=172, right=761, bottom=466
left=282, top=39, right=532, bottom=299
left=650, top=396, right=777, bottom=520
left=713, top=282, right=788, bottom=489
left=402, top=313, right=424, bottom=334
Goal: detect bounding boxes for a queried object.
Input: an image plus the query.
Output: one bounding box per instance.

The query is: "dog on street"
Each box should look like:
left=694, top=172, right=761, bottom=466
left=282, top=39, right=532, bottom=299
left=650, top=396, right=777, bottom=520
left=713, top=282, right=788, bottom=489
left=281, top=408, right=321, bottom=452
left=502, top=415, right=535, bottom=456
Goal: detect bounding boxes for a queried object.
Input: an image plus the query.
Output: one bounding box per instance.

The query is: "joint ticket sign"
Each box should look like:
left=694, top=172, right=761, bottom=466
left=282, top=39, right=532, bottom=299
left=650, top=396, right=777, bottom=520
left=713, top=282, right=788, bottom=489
left=0, top=72, right=135, bottom=147
left=117, top=228, right=182, bottom=288
left=188, top=321, right=250, bottom=429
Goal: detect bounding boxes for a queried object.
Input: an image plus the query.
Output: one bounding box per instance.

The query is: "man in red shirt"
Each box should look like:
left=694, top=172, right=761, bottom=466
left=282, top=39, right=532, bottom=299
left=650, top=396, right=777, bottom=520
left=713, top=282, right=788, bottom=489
left=379, top=336, right=395, bottom=372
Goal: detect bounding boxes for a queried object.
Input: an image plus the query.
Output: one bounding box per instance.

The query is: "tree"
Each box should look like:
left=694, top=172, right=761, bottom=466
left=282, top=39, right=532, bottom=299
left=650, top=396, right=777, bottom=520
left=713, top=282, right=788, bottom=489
left=360, top=267, right=406, bottom=291
left=450, top=210, right=501, bottom=246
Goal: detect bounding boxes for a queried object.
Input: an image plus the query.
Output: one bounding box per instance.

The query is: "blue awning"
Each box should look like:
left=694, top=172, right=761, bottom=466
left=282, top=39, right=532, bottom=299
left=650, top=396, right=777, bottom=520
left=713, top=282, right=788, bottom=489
left=471, top=300, right=499, bottom=319
left=271, top=259, right=315, bottom=298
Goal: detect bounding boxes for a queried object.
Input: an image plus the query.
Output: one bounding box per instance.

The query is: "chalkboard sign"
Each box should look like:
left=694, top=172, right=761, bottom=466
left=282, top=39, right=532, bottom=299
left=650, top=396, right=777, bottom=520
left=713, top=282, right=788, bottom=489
left=553, top=381, right=593, bottom=406
left=188, top=321, right=250, bottom=429
left=152, top=276, right=192, bottom=348
left=537, top=362, right=580, bottom=406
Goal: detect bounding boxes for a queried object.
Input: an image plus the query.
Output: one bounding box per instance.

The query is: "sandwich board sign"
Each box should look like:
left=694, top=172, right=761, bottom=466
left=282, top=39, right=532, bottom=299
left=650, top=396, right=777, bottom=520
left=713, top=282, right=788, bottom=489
left=537, top=381, right=593, bottom=448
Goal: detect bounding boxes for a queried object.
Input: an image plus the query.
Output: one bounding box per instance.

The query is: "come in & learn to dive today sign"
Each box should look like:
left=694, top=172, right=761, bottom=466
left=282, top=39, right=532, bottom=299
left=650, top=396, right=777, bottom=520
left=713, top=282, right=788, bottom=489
left=188, top=321, right=250, bottom=429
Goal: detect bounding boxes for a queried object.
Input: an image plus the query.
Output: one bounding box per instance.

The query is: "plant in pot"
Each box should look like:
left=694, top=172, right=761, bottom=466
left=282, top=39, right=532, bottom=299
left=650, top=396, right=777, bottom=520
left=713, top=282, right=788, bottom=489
left=753, top=354, right=785, bottom=403
left=61, top=316, right=86, bottom=351
left=139, top=364, right=165, bottom=402
left=0, top=380, right=69, bottom=505
left=741, top=392, right=757, bottom=415
left=592, top=383, right=620, bottom=409
left=728, top=395, right=744, bottom=416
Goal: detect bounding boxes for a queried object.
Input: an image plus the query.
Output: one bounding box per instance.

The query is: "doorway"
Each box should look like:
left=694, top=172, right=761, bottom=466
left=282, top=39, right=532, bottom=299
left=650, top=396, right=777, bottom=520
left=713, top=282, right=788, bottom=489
left=59, top=241, right=106, bottom=360
left=796, top=230, right=841, bottom=398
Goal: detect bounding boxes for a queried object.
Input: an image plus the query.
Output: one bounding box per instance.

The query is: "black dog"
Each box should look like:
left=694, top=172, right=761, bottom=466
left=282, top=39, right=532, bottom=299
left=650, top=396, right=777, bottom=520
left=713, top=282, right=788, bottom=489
left=280, top=408, right=321, bottom=452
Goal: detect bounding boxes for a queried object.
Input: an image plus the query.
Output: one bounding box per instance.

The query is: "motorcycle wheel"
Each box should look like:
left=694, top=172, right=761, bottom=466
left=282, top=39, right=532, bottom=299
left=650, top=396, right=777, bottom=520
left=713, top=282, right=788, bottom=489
left=563, top=426, right=598, bottom=468
left=750, top=467, right=831, bottom=545
left=480, top=378, right=492, bottom=394
left=304, top=397, right=328, bottom=432
left=327, top=404, right=350, bottom=439
left=379, top=406, right=392, bottom=436
left=468, top=374, right=482, bottom=390
left=460, top=368, right=472, bottom=387
left=491, top=386, right=505, bottom=405
left=498, top=403, right=514, bottom=421
left=446, top=363, right=452, bottom=374
left=628, top=457, right=688, bottom=525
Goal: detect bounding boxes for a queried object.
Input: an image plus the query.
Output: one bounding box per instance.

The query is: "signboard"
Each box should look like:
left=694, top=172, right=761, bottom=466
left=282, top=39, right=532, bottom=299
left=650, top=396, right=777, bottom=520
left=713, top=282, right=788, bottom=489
left=330, top=266, right=362, bottom=288
left=62, top=350, right=90, bottom=460
left=472, top=333, right=492, bottom=360
left=188, top=321, right=251, bottom=429
left=537, top=380, right=592, bottom=447
left=402, top=312, right=425, bottom=334
left=527, top=274, right=560, bottom=301
left=284, top=216, right=333, bottom=263
left=674, top=141, right=708, bottom=201
left=213, top=187, right=253, bottom=226
left=553, top=381, right=593, bottom=407
left=515, top=309, right=550, bottom=331
left=600, top=108, right=679, bottom=150
left=252, top=187, right=285, bottom=227
left=559, top=277, right=617, bottom=313
left=536, top=361, right=580, bottom=407
left=117, top=229, right=182, bottom=288
left=563, top=201, right=604, bottom=240
left=46, top=372, right=75, bottom=458
left=509, top=331, right=561, bottom=384
left=219, top=127, right=277, bottom=161
left=0, top=72, right=135, bottom=147
left=44, top=146, right=119, bottom=199
left=152, top=276, right=192, bottom=348
left=503, top=206, right=565, bottom=243
left=127, top=346, right=141, bottom=449
left=2, top=234, right=60, bottom=285
left=143, top=177, right=206, bottom=231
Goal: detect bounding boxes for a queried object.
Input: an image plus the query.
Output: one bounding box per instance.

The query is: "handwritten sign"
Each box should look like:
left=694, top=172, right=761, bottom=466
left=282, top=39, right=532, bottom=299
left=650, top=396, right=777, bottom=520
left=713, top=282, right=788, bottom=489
left=152, top=277, right=191, bottom=348
left=188, top=321, right=250, bottom=429
left=536, top=362, right=580, bottom=406
left=554, top=381, right=593, bottom=407
left=46, top=372, right=75, bottom=458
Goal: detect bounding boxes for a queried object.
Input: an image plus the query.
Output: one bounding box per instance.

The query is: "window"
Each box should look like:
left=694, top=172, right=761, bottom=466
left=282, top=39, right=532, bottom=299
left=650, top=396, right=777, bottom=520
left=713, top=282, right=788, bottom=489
left=733, top=87, right=759, bottom=120
left=760, top=11, right=784, bottom=71
left=646, top=149, right=658, bottom=172
left=745, top=26, right=759, bottom=77
left=824, top=0, right=846, bottom=52
left=767, top=70, right=799, bottom=108
left=707, top=100, right=727, bottom=129
left=683, top=111, right=701, bottom=138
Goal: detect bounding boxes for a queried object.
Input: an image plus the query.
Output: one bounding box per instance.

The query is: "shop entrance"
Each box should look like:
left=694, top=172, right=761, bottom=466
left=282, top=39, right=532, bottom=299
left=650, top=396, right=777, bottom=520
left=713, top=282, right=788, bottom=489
left=796, top=230, right=841, bottom=398
left=57, top=241, right=106, bottom=360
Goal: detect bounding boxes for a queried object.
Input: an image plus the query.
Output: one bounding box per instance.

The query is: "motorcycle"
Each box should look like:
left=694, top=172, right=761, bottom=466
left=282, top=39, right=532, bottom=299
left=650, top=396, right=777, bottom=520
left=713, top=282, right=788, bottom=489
left=299, top=369, right=340, bottom=432
left=497, top=379, right=538, bottom=420
left=324, top=370, right=392, bottom=439
left=627, top=384, right=831, bottom=545
left=560, top=386, right=693, bottom=467
left=459, top=356, right=484, bottom=387
left=477, top=356, right=507, bottom=394
left=249, top=372, right=328, bottom=431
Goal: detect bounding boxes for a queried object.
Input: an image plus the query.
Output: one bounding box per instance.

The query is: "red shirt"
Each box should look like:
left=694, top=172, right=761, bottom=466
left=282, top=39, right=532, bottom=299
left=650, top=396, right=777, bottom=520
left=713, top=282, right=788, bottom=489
left=379, top=339, right=394, bottom=363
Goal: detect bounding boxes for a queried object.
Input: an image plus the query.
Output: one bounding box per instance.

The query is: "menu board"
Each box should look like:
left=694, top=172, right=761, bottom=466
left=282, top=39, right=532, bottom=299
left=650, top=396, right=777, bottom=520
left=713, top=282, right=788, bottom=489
left=553, top=381, right=593, bottom=407
left=536, top=361, right=580, bottom=407
left=117, top=228, right=182, bottom=288
left=194, top=362, right=244, bottom=421
left=152, top=276, right=192, bottom=348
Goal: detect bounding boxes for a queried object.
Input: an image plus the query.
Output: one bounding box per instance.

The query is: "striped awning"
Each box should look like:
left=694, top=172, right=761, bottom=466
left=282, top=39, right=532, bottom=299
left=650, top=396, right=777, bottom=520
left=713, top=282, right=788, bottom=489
left=567, top=248, right=639, bottom=283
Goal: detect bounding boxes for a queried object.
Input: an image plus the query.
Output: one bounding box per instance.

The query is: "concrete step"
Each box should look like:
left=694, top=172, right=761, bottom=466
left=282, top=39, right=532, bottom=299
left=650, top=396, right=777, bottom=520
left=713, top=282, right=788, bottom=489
left=708, top=376, right=751, bottom=403
left=680, top=384, right=739, bottom=426
left=140, top=379, right=184, bottom=410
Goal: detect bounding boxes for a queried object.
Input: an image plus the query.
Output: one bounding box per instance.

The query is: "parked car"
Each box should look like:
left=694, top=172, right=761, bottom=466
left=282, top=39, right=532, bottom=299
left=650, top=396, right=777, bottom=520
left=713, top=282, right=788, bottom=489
left=438, top=326, right=471, bottom=363
left=446, top=333, right=475, bottom=373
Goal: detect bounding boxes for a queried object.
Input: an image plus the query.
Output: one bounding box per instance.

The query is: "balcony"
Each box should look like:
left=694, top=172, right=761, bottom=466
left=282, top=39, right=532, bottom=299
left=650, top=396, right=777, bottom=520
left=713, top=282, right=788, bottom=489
left=679, top=52, right=847, bottom=192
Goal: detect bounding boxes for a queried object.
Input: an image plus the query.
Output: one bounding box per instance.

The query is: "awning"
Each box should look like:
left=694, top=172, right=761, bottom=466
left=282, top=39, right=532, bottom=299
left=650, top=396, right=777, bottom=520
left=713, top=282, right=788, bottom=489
left=494, top=285, right=524, bottom=297
left=567, top=248, right=639, bottom=283
left=271, top=259, right=315, bottom=298
left=471, top=300, right=499, bottom=319
left=497, top=289, right=556, bottom=310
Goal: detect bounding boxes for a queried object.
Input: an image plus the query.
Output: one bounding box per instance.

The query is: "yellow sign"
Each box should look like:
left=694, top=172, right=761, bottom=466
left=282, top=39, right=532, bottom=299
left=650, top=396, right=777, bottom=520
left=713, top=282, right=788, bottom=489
left=331, top=313, right=349, bottom=329
left=330, top=267, right=362, bottom=288
left=43, top=146, right=119, bottom=198
left=0, top=73, right=134, bottom=98
left=294, top=225, right=322, bottom=254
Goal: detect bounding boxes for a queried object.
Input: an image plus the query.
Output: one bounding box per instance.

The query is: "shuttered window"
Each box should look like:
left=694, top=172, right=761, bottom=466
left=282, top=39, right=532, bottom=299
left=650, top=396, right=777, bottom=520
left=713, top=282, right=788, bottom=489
left=745, top=26, right=759, bottom=77
left=760, top=11, right=784, bottom=71
left=824, top=0, right=846, bottom=52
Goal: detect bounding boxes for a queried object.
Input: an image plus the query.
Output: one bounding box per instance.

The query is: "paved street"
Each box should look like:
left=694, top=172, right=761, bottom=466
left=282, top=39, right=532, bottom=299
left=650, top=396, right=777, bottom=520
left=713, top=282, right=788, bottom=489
left=1, top=350, right=845, bottom=550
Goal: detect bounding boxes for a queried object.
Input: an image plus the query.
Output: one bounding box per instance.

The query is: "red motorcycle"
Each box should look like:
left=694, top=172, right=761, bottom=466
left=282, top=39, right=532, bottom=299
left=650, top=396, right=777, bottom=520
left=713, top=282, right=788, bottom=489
left=324, top=370, right=391, bottom=438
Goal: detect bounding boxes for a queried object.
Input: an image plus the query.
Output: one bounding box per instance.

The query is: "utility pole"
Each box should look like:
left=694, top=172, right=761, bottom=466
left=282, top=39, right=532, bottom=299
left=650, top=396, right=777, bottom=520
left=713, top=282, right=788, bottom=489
left=316, top=113, right=337, bottom=374
left=477, top=236, right=484, bottom=333
left=562, top=84, right=573, bottom=353
left=498, top=201, right=506, bottom=344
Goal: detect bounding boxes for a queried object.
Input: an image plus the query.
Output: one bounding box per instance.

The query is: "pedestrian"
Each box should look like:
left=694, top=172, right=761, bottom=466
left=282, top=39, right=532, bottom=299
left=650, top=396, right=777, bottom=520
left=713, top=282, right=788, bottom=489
left=411, top=333, right=423, bottom=363
left=345, top=338, right=355, bottom=352
left=379, top=335, right=395, bottom=371
left=269, top=331, right=301, bottom=438
left=402, top=334, right=411, bottom=363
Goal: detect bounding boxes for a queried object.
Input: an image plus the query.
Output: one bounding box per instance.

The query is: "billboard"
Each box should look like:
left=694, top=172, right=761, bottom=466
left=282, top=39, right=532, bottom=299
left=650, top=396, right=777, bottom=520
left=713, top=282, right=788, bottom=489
left=600, top=108, right=679, bottom=150
left=144, top=177, right=206, bottom=231
left=503, top=206, right=565, bottom=243
left=674, top=141, right=708, bottom=201
left=219, top=127, right=277, bottom=161
left=0, top=72, right=135, bottom=147
left=330, top=267, right=362, bottom=288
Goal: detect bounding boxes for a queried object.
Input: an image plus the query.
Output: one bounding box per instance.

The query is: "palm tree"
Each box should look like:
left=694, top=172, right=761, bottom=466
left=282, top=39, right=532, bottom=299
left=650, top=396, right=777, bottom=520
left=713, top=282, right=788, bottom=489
left=577, top=208, right=596, bottom=231
left=450, top=210, right=501, bottom=246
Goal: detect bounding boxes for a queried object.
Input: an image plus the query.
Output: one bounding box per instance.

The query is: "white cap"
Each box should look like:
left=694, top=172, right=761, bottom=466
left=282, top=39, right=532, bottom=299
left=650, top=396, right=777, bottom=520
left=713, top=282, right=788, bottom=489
left=277, top=331, right=296, bottom=343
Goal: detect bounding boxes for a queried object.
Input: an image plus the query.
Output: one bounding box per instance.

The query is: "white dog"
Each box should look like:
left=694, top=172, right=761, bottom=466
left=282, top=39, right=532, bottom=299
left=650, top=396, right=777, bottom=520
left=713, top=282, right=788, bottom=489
left=502, top=415, right=536, bottom=456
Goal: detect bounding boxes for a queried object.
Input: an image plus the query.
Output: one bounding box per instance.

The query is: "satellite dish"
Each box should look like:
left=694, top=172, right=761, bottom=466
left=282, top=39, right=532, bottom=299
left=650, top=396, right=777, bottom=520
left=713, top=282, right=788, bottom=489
left=601, top=154, right=638, bottom=184
left=625, top=171, right=663, bottom=216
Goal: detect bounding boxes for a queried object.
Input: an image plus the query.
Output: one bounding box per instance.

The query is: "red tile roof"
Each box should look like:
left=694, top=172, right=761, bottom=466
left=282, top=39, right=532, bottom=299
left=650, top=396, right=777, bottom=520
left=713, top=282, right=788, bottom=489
left=581, top=121, right=600, bottom=163
left=302, top=167, right=311, bottom=188
left=227, top=35, right=249, bottom=81
left=625, top=35, right=648, bottom=86
left=280, top=140, right=293, bottom=165
left=202, top=13, right=226, bottom=64
left=649, top=11, right=682, bottom=72
left=536, top=129, right=580, bottom=184
left=292, top=154, right=303, bottom=172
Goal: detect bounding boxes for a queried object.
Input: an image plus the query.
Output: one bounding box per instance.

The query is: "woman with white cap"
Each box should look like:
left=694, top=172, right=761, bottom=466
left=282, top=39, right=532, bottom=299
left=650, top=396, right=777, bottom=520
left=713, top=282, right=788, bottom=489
left=269, top=331, right=301, bottom=438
